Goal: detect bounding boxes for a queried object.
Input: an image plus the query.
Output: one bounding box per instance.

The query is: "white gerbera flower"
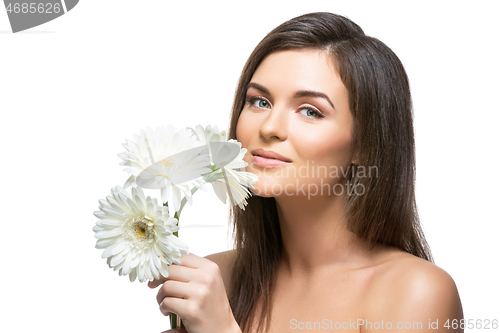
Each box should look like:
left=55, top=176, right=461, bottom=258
left=118, top=125, right=211, bottom=212
left=189, top=124, right=226, bottom=153
left=189, top=125, right=258, bottom=210
left=93, top=186, right=189, bottom=283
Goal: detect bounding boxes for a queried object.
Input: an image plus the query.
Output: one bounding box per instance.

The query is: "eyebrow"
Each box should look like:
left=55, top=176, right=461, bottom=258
left=293, top=90, right=335, bottom=110
left=246, top=82, right=336, bottom=110
left=247, top=82, right=270, bottom=95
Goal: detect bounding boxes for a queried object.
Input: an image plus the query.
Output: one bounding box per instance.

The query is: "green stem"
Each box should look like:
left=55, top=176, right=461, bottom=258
left=163, top=187, right=199, bottom=237
left=174, top=187, right=198, bottom=236
left=169, top=313, right=185, bottom=329
left=165, top=189, right=197, bottom=330
left=175, top=187, right=199, bottom=220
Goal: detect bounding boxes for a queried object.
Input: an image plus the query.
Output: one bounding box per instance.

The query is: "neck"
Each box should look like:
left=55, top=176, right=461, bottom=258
left=275, top=193, right=374, bottom=276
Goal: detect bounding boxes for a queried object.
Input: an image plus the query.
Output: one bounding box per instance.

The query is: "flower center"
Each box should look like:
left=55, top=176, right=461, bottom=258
left=124, top=215, right=155, bottom=248
left=133, top=222, right=148, bottom=240
left=159, top=158, right=174, bottom=167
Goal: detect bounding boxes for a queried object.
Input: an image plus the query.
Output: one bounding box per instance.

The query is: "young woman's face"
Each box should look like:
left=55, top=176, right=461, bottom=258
left=236, top=49, right=354, bottom=198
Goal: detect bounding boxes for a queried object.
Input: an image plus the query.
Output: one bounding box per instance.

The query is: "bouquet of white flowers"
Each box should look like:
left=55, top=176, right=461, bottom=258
left=92, top=125, right=257, bottom=329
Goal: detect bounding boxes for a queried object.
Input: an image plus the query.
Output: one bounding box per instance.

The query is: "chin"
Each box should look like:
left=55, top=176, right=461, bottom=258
left=248, top=178, right=301, bottom=198
left=248, top=180, right=276, bottom=198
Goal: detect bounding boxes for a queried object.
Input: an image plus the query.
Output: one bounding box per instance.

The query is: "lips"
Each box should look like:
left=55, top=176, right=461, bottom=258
left=251, top=149, right=292, bottom=168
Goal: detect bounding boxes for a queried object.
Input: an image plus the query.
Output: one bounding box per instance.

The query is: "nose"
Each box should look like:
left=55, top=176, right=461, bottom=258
left=259, top=103, right=288, bottom=141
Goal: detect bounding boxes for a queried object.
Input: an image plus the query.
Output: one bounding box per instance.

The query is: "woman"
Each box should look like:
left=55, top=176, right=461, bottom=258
left=149, top=12, right=463, bottom=333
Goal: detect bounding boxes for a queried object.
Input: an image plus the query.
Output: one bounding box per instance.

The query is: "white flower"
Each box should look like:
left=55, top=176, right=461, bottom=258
left=206, top=167, right=258, bottom=210
left=118, top=125, right=211, bottom=212
left=93, top=186, right=189, bottom=283
left=189, top=125, right=258, bottom=210
left=189, top=124, right=227, bottom=153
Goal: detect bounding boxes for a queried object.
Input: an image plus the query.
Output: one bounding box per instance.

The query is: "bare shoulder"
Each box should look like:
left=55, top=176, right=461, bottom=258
left=205, top=249, right=236, bottom=294
left=365, top=250, right=463, bottom=332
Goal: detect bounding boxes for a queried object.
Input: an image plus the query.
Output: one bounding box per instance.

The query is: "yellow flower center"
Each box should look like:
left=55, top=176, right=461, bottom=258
left=133, top=222, right=148, bottom=240
left=125, top=215, right=155, bottom=248
left=159, top=158, right=174, bottom=167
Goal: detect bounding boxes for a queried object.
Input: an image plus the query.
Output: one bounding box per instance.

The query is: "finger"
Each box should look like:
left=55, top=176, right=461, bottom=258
left=149, top=275, right=168, bottom=289
left=159, top=296, right=187, bottom=317
left=156, top=280, right=190, bottom=305
left=176, top=253, right=205, bottom=269
left=148, top=264, right=193, bottom=289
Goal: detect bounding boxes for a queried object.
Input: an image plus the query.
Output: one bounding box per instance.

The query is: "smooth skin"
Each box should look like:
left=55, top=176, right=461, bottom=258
left=149, top=50, right=463, bottom=333
left=148, top=254, right=239, bottom=333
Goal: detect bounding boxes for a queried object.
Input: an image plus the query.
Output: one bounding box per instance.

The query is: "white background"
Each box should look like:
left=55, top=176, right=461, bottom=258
left=1, top=1, right=499, bottom=332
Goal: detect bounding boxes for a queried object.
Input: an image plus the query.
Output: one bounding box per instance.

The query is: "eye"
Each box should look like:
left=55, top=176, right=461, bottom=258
left=248, top=96, right=271, bottom=109
left=298, top=107, right=324, bottom=119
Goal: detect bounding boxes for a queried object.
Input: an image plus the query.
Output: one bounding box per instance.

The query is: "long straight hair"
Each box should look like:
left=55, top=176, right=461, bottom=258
left=227, top=12, right=432, bottom=333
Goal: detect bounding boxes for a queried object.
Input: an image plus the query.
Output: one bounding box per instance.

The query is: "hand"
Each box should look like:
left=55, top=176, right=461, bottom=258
left=148, top=253, right=241, bottom=333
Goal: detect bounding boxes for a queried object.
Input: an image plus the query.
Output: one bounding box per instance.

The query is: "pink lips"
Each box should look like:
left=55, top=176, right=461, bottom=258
left=251, top=149, right=292, bottom=168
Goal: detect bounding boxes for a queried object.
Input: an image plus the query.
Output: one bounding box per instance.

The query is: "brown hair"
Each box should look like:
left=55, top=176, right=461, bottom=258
left=227, top=12, right=432, bottom=333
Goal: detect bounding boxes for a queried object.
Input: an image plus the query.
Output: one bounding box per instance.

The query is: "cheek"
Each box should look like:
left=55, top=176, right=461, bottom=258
left=294, top=126, right=353, bottom=166
left=235, top=116, right=244, bottom=144
left=235, top=112, right=253, bottom=162
left=235, top=110, right=259, bottom=147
